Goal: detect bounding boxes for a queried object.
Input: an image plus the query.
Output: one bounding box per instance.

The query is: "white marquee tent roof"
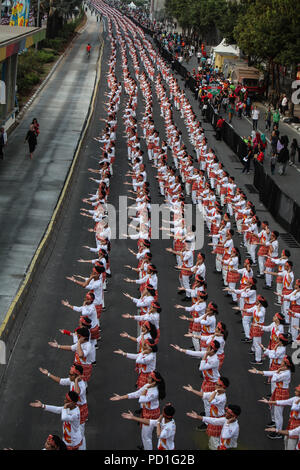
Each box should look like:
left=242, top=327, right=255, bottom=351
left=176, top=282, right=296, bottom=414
left=213, top=39, right=240, bottom=56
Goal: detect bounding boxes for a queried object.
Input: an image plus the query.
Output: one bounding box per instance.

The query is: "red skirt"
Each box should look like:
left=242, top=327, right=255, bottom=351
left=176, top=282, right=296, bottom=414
left=141, top=407, right=160, bottom=421
left=66, top=440, right=82, bottom=451
left=265, top=257, right=277, bottom=268
left=90, top=325, right=100, bottom=341
left=200, top=334, right=210, bottom=349
left=174, top=239, right=184, bottom=252
left=287, top=417, right=300, bottom=438
left=192, top=322, right=202, bottom=333
left=201, top=380, right=216, bottom=393
left=95, top=305, right=102, bottom=320
left=289, top=303, right=300, bottom=319
left=271, top=387, right=289, bottom=403
left=250, top=324, right=264, bottom=338
left=218, top=353, right=225, bottom=370
left=210, top=223, right=219, bottom=235
left=75, top=363, right=92, bottom=382
left=207, top=419, right=224, bottom=437
left=243, top=302, right=255, bottom=311
left=257, top=246, right=269, bottom=256
left=79, top=403, right=89, bottom=424
left=226, top=270, right=240, bottom=283
left=137, top=371, right=150, bottom=389
left=270, top=360, right=281, bottom=372
left=214, top=245, right=224, bottom=255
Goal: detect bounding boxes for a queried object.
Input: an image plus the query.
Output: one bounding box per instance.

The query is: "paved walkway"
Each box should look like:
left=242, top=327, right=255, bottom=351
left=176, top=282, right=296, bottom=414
left=0, top=11, right=101, bottom=325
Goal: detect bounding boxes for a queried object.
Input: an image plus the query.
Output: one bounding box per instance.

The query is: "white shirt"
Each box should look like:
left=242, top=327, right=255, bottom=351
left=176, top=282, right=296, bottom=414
left=44, top=405, right=81, bottom=447
left=149, top=418, right=176, bottom=450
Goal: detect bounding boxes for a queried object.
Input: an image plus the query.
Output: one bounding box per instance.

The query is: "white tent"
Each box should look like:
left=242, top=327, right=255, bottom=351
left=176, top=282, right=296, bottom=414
left=213, top=39, right=240, bottom=57
left=129, top=2, right=137, bottom=9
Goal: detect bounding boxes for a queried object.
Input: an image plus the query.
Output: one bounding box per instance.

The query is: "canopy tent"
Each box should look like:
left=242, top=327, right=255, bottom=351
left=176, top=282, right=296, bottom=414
left=128, top=2, right=137, bottom=9
left=213, top=39, right=240, bottom=57
left=213, top=39, right=240, bottom=70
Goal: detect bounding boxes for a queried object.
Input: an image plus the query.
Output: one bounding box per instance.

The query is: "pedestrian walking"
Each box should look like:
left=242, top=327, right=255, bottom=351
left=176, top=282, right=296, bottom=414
left=251, top=105, right=260, bottom=131
left=289, top=138, right=299, bottom=165
left=25, top=124, right=37, bottom=159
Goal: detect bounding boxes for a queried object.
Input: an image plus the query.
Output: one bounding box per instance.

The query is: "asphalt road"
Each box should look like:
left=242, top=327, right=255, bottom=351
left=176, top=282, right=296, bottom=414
left=0, top=10, right=299, bottom=451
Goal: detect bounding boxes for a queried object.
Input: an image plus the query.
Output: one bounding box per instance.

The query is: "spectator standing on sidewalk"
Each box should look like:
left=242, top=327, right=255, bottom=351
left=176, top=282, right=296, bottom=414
left=265, top=106, right=272, bottom=131
left=245, top=95, right=251, bottom=117
left=289, top=139, right=299, bottom=166
left=280, top=94, right=288, bottom=116
left=252, top=105, right=260, bottom=131
left=270, top=152, right=277, bottom=175
left=272, top=109, right=280, bottom=129
left=278, top=142, right=290, bottom=176
left=0, top=126, right=7, bottom=160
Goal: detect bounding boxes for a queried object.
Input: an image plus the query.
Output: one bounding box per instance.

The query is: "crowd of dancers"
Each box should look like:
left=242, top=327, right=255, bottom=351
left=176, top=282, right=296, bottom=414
left=27, top=0, right=300, bottom=451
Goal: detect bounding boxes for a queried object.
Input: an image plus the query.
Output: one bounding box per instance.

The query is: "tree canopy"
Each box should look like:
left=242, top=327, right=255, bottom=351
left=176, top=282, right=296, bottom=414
left=165, top=0, right=300, bottom=68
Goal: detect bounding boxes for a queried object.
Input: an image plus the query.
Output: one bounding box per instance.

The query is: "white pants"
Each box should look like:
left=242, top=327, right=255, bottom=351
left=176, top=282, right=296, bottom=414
left=192, top=333, right=200, bottom=351
left=242, top=316, right=252, bottom=339
left=203, top=397, right=211, bottom=417
left=252, top=336, right=262, bottom=362
left=284, top=436, right=298, bottom=450
left=79, top=424, right=86, bottom=450
left=229, top=283, right=237, bottom=301
left=290, top=316, right=300, bottom=341
left=249, top=244, right=256, bottom=264
left=141, top=422, right=156, bottom=450
left=192, top=190, right=197, bottom=205
left=271, top=405, right=284, bottom=431
left=276, top=283, right=283, bottom=304
left=208, top=436, right=220, bottom=451
left=258, top=256, right=265, bottom=275
left=265, top=268, right=273, bottom=287
left=180, top=275, right=191, bottom=295
left=282, top=300, right=290, bottom=323
left=216, top=255, right=222, bottom=272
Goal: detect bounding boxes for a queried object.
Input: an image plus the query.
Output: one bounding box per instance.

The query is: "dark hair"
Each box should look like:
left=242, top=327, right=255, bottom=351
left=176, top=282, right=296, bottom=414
left=94, top=264, right=105, bottom=274
left=154, top=371, right=166, bottom=400
left=227, top=404, right=241, bottom=417
left=285, top=355, right=295, bottom=373
left=68, top=391, right=79, bottom=403
left=50, top=435, right=67, bottom=450
left=163, top=404, right=175, bottom=418
left=145, top=337, right=158, bottom=353
left=76, top=327, right=90, bottom=339
left=74, top=364, right=83, bottom=375
left=219, top=376, right=230, bottom=388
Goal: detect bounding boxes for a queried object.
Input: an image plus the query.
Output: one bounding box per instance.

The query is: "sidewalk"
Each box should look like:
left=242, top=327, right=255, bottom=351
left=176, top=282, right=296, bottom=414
left=0, top=11, right=101, bottom=326
left=182, top=54, right=300, bottom=205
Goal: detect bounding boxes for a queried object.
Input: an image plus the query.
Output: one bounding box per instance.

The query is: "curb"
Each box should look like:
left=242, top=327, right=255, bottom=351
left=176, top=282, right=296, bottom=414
left=0, top=32, right=104, bottom=379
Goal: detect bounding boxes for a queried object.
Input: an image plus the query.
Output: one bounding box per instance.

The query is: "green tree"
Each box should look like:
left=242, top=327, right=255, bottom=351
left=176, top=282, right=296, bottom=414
left=233, top=0, right=300, bottom=93
left=30, top=0, right=83, bottom=38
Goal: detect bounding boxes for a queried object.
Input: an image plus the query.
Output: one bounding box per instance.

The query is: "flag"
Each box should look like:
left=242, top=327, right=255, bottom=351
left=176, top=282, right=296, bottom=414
left=9, top=0, right=31, bottom=27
